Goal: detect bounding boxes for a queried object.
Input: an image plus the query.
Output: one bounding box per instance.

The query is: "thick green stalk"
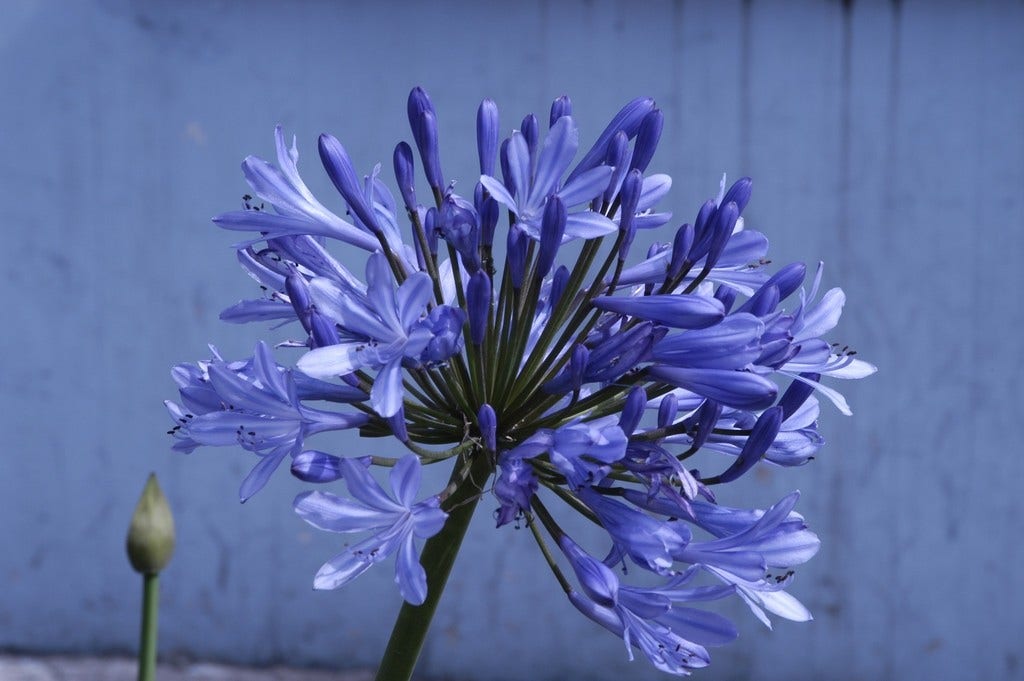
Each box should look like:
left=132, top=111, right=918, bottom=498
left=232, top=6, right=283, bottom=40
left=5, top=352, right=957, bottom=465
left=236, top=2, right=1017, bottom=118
left=374, top=451, right=492, bottom=681
left=137, top=573, right=159, bottom=681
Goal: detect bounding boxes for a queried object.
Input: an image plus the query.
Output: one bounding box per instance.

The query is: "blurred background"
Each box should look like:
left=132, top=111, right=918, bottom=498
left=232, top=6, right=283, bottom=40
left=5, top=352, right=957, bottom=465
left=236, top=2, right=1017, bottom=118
left=1, top=1, right=1022, bottom=680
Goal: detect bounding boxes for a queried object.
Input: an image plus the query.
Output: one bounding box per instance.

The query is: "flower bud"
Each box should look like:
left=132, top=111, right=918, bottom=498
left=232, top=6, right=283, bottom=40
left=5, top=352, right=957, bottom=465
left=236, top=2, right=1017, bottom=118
left=318, top=133, right=380, bottom=233
left=704, top=201, right=739, bottom=269
left=477, top=99, right=500, bottom=176
left=569, top=344, right=590, bottom=393
left=507, top=225, right=528, bottom=290
left=467, top=270, right=491, bottom=345
left=537, top=196, right=566, bottom=279
left=689, top=399, right=723, bottom=450
left=711, top=406, right=782, bottom=484
left=285, top=273, right=313, bottom=334
left=720, top=176, right=753, bottom=213
left=657, top=393, right=678, bottom=428
left=762, top=262, right=807, bottom=302
left=603, top=131, right=631, bottom=204
left=549, top=95, right=572, bottom=127
left=617, top=170, right=644, bottom=260
left=126, top=474, right=176, bottom=575
left=667, top=223, right=694, bottom=281
left=689, top=199, right=717, bottom=259
left=714, top=284, right=737, bottom=315
left=629, top=109, right=663, bottom=173
left=549, top=265, right=570, bottom=310
left=309, top=311, right=340, bottom=348
left=479, top=193, right=499, bottom=248
left=478, top=404, right=497, bottom=452
left=424, top=207, right=439, bottom=256
left=520, top=114, right=539, bottom=158
left=393, top=142, right=417, bottom=213
left=408, top=87, right=444, bottom=191
left=744, top=283, right=781, bottom=317
left=567, top=96, right=656, bottom=185
left=291, top=449, right=344, bottom=483
left=618, top=386, right=647, bottom=436
left=499, top=138, right=513, bottom=194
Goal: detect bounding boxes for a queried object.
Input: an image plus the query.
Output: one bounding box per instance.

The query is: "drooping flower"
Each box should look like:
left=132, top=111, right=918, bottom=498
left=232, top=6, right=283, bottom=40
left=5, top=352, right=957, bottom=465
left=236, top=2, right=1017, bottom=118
left=558, top=534, right=736, bottom=675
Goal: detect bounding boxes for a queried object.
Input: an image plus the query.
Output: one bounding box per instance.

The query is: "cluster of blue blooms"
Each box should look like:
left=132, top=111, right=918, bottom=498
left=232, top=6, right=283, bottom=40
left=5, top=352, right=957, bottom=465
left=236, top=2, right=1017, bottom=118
left=167, top=88, right=873, bottom=675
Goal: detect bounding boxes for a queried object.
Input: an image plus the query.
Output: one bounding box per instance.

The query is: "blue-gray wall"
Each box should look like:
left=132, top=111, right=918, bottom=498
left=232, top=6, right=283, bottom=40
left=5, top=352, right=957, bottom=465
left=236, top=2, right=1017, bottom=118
left=2, top=1, right=1022, bottom=679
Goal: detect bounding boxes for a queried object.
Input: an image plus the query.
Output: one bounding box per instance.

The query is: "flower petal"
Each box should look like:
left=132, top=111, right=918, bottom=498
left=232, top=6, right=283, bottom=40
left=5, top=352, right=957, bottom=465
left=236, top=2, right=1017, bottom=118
left=370, top=357, right=405, bottom=418
left=390, top=454, right=422, bottom=507
left=637, top=174, right=672, bottom=211
left=563, top=211, right=619, bottom=239
left=312, top=530, right=399, bottom=590
left=338, top=457, right=404, bottom=513
left=239, top=446, right=290, bottom=502
left=294, top=490, right=392, bottom=533
left=649, top=367, right=778, bottom=410
left=558, top=165, right=614, bottom=207
left=365, top=252, right=401, bottom=331
left=479, top=174, right=518, bottom=213
left=797, top=287, right=845, bottom=341
left=507, top=132, right=531, bottom=203
left=533, top=116, right=578, bottom=199
left=657, top=607, right=738, bottom=647
left=309, top=277, right=392, bottom=340
left=593, top=293, right=725, bottom=329
left=394, top=531, right=428, bottom=605
left=395, top=272, right=433, bottom=330
left=298, top=341, right=372, bottom=378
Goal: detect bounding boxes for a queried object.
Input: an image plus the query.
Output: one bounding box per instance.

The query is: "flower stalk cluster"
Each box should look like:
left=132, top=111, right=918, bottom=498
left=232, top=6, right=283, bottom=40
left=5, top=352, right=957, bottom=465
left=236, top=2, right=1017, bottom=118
left=167, top=87, right=873, bottom=677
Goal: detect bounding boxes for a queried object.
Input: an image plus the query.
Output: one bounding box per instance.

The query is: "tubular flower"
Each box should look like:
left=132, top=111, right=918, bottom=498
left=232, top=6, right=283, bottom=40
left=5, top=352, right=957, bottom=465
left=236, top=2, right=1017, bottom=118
left=294, top=454, right=446, bottom=605
left=168, top=88, right=874, bottom=675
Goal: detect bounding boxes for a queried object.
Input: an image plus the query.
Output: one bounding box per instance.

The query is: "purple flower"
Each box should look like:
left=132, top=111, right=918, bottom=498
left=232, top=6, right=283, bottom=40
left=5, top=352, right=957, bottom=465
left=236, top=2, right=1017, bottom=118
left=294, top=454, right=447, bottom=605
left=508, top=418, right=627, bottom=490
left=166, top=342, right=368, bottom=500
left=493, top=455, right=538, bottom=528
left=213, top=127, right=379, bottom=251
left=559, top=535, right=736, bottom=675
left=480, top=116, right=618, bottom=241
left=173, top=87, right=872, bottom=676
left=296, top=251, right=462, bottom=417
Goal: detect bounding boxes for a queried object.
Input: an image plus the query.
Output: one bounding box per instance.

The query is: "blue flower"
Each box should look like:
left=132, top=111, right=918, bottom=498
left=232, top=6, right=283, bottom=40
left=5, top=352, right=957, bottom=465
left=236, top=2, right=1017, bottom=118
left=172, top=87, right=873, bottom=676
left=213, top=126, right=380, bottom=252
left=296, top=251, right=463, bottom=417
left=294, top=454, right=447, bottom=605
left=479, top=116, right=618, bottom=241
left=166, top=342, right=368, bottom=500
left=558, top=535, right=736, bottom=675
left=507, top=417, right=628, bottom=490
left=493, top=455, right=537, bottom=528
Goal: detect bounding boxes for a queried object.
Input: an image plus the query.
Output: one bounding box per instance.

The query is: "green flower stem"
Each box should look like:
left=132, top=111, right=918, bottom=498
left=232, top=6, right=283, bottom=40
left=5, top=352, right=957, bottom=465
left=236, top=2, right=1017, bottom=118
left=374, top=450, right=492, bottom=681
left=526, top=512, right=572, bottom=594
left=407, top=210, right=446, bottom=307
left=137, top=572, right=159, bottom=681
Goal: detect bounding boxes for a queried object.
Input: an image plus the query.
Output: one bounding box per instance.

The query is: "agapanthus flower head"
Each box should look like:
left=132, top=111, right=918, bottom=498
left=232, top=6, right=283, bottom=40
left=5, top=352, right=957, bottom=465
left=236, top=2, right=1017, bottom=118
left=169, top=87, right=874, bottom=676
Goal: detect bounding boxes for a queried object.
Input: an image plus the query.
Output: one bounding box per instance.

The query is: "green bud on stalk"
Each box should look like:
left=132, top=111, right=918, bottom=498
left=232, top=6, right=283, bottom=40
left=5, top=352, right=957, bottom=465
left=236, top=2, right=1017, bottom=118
left=127, top=473, right=176, bottom=575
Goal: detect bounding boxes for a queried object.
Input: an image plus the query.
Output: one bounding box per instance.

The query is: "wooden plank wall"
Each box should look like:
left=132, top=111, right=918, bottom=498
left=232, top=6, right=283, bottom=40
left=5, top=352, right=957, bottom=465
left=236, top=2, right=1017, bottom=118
left=1, top=1, right=1021, bottom=679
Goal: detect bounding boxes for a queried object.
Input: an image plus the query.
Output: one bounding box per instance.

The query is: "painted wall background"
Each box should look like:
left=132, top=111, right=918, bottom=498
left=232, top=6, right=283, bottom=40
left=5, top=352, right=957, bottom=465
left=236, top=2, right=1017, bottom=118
left=1, top=1, right=1022, bottom=680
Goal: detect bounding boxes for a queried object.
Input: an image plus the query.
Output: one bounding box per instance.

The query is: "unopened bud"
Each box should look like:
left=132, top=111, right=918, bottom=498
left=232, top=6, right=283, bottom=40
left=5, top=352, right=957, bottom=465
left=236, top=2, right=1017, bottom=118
left=126, top=474, right=176, bottom=575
